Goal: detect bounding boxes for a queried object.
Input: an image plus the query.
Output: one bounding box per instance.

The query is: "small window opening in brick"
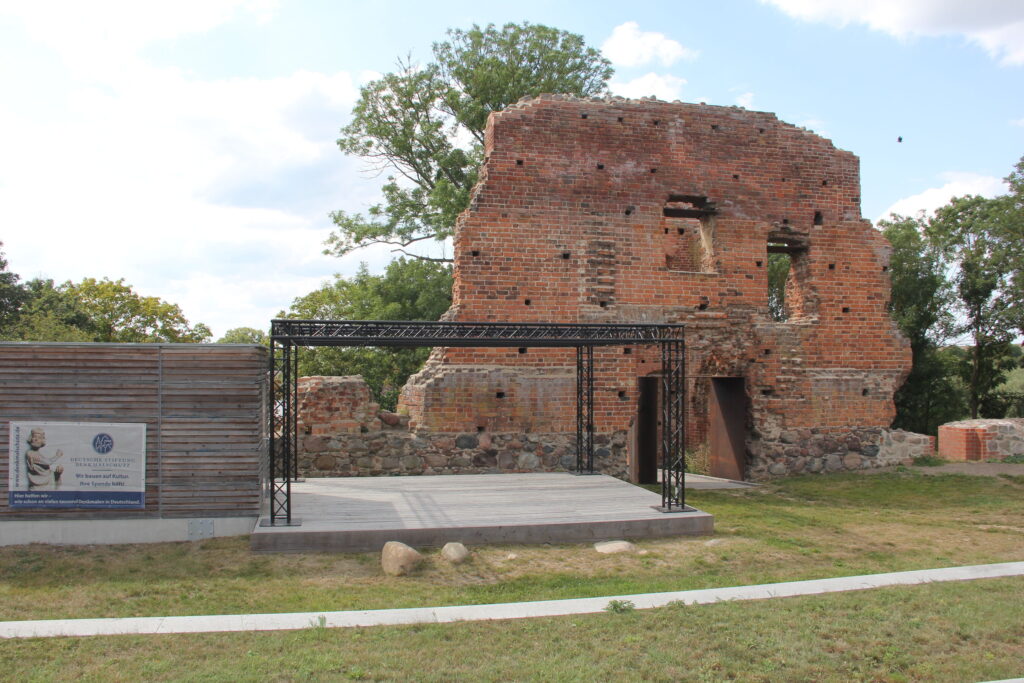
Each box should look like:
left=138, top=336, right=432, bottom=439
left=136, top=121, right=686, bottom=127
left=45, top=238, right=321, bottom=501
left=756, top=260, right=763, bottom=267
left=650, top=168, right=657, bottom=173
left=303, top=425, right=312, bottom=435
left=763, top=348, right=771, bottom=355
left=624, top=206, right=634, bottom=216
left=663, top=194, right=715, bottom=219
left=618, top=390, right=627, bottom=400
left=596, top=163, right=605, bottom=170
left=861, top=388, right=869, bottom=396
left=828, top=263, right=835, bottom=270
left=581, top=113, right=588, bottom=119
left=732, top=174, right=740, bottom=180
left=782, top=218, right=789, bottom=225
left=524, top=299, right=531, bottom=306
left=664, top=228, right=669, bottom=234
left=471, top=249, right=480, bottom=257
left=516, top=159, right=523, bottom=166
left=782, top=177, right=788, bottom=183
left=641, top=359, right=646, bottom=364
left=599, top=300, right=608, bottom=308
left=495, top=391, right=506, bottom=399
left=711, top=124, right=719, bottom=130
left=698, top=302, right=708, bottom=311
left=677, top=227, right=685, bottom=235
left=762, top=388, right=774, bottom=396
left=882, top=265, right=889, bottom=272
left=821, top=179, right=828, bottom=186
left=813, top=211, right=823, bottom=226
left=623, top=347, right=632, bottom=355
left=476, top=425, right=485, bottom=433
left=518, top=347, right=527, bottom=354
left=842, top=307, right=851, bottom=313
left=758, top=128, right=765, bottom=134
left=561, top=251, right=571, bottom=260
left=617, top=116, right=624, bottom=123
left=767, top=235, right=810, bottom=322
left=653, top=119, right=660, bottom=126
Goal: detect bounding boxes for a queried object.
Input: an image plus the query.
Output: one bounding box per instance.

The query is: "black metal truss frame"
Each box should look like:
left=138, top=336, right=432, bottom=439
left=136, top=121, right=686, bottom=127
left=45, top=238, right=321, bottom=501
left=267, top=319, right=690, bottom=524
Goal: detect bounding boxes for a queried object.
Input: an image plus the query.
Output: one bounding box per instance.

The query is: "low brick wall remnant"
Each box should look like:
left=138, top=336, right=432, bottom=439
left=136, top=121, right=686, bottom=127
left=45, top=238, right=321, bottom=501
left=938, top=419, right=1024, bottom=461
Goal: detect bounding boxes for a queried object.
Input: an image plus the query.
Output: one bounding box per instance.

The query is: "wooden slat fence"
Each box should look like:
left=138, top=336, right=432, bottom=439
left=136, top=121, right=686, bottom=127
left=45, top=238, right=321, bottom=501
left=0, top=343, right=267, bottom=520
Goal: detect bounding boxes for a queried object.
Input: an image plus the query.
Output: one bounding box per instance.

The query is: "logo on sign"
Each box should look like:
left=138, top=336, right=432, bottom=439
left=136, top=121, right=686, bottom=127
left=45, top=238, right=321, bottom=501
left=92, top=433, right=114, bottom=454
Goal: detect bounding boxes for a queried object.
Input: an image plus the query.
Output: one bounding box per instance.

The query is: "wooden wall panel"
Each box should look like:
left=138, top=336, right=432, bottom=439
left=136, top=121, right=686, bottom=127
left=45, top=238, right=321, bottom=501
left=0, top=343, right=267, bottom=521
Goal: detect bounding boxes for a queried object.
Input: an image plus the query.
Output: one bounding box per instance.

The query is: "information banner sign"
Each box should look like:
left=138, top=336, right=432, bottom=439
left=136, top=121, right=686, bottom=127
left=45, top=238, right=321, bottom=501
left=8, top=421, right=146, bottom=509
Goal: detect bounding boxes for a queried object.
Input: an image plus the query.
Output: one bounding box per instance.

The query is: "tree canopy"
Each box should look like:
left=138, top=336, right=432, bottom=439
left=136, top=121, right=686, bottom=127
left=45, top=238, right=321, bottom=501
left=0, top=271, right=210, bottom=344
left=883, top=153, right=1024, bottom=427
left=326, top=22, right=613, bottom=261
left=280, top=258, right=453, bottom=409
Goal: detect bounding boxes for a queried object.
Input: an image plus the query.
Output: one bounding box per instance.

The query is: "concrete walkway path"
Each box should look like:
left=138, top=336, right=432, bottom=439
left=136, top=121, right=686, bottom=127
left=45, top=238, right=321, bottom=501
left=2, top=561, right=1022, bottom=639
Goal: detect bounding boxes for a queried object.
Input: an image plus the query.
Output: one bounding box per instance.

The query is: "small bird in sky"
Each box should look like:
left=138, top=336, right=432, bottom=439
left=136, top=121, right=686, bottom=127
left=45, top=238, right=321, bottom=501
left=897, top=136, right=903, bottom=143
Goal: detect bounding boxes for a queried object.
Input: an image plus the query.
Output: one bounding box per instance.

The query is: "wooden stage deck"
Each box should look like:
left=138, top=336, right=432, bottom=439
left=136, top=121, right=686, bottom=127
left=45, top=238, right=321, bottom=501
left=250, top=473, right=714, bottom=552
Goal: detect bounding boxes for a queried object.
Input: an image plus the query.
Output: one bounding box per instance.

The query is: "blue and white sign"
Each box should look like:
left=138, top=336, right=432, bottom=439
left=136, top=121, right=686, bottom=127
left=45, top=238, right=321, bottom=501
left=8, top=421, right=146, bottom=509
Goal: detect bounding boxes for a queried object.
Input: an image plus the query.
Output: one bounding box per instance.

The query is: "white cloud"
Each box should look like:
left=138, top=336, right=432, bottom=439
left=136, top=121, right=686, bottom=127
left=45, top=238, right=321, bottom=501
left=735, top=92, right=755, bottom=108
left=0, top=2, right=384, bottom=337
left=876, top=172, right=1006, bottom=222
left=762, top=0, right=1024, bottom=65
left=609, top=73, right=687, bottom=101
left=601, top=22, right=697, bottom=67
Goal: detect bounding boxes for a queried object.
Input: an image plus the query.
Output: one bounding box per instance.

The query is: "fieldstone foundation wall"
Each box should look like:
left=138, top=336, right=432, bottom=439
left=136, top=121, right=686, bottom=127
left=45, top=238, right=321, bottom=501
left=748, top=427, right=934, bottom=478
left=299, top=428, right=628, bottom=479
left=938, top=419, right=1024, bottom=461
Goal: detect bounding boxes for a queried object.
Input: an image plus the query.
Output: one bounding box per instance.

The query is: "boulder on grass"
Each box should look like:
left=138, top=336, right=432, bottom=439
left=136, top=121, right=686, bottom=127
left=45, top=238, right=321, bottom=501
left=594, top=540, right=636, bottom=554
left=440, top=542, right=470, bottom=564
left=381, top=541, right=423, bottom=576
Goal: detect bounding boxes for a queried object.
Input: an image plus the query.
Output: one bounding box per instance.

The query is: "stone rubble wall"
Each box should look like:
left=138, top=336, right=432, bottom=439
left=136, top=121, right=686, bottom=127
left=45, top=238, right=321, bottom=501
left=299, top=428, right=628, bottom=479
left=748, top=427, right=934, bottom=478
left=297, top=375, right=933, bottom=481
left=938, top=419, right=1024, bottom=461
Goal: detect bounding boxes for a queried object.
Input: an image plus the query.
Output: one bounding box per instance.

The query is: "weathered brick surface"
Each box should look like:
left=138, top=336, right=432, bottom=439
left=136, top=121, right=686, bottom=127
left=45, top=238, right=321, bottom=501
left=938, top=419, right=1024, bottom=461
left=396, top=95, right=912, bottom=478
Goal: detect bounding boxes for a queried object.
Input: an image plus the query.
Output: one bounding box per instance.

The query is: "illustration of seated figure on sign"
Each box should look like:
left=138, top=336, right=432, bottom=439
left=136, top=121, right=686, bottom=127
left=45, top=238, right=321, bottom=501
left=25, top=427, right=64, bottom=490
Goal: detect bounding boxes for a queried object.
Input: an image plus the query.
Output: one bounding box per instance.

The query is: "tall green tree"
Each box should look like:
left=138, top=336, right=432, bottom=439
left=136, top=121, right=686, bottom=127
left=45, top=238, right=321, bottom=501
left=326, top=22, right=613, bottom=261
left=282, top=258, right=453, bottom=409
left=928, top=193, right=1019, bottom=418
left=880, top=214, right=963, bottom=433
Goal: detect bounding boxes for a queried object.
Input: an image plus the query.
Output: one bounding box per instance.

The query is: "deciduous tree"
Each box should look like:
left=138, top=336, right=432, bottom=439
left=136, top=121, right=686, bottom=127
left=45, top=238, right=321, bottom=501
left=326, top=22, right=613, bottom=261
left=281, top=259, right=452, bottom=409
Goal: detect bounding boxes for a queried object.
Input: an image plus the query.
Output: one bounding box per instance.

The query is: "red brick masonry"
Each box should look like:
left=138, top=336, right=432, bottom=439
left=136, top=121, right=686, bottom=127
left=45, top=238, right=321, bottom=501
left=938, top=419, right=1024, bottom=461
left=390, top=95, right=914, bottom=478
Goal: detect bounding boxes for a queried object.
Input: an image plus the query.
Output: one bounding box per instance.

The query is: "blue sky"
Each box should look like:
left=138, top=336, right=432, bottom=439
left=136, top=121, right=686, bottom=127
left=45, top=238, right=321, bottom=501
left=1, top=0, right=1022, bottom=337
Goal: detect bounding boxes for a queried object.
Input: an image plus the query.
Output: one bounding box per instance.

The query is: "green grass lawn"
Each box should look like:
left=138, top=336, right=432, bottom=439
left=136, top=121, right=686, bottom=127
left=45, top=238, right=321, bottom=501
left=1, top=470, right=1023, bottom=680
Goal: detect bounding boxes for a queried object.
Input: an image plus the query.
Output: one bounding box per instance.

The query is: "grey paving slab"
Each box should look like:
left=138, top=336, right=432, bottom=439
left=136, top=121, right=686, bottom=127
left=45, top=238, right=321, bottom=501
left=250, top=473, right=713, bottom=552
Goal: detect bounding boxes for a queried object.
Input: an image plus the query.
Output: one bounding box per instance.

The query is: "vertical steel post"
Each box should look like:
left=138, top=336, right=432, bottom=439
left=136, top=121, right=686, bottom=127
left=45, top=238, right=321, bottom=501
left=290, top=344, right=300, bottom=483
left=268, top=337, right=278, bottom=524
left=660, top=338, right=686, bottom=510
left=574, top=345, right=595, bottom=473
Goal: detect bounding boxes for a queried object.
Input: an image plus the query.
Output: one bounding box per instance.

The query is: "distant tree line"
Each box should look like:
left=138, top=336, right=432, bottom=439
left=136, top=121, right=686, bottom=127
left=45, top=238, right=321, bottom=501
left=0, top=253, right=211, bottom=344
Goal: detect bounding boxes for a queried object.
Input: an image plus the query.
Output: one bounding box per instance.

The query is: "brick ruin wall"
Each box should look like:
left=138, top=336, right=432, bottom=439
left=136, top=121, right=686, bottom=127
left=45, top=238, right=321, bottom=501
left=300, top=96, right=928, bottom=479
left=937, top=419, right=1024, bottom=461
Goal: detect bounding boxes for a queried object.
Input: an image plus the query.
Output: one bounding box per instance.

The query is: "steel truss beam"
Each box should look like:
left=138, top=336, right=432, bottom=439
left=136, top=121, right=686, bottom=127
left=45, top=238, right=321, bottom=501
left=266, top=320, right=688, bottom=525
